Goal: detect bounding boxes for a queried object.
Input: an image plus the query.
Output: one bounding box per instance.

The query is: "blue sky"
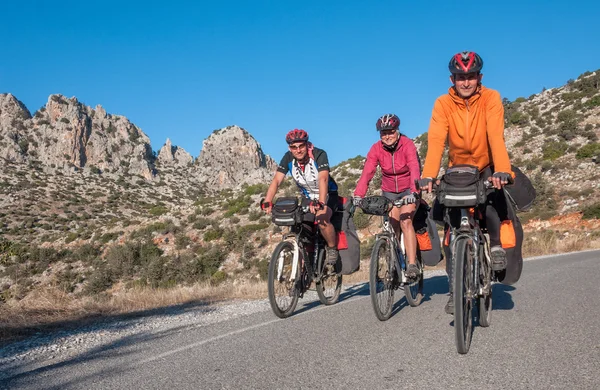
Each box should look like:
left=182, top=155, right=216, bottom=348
left=2, top=1, right=599, bottom=166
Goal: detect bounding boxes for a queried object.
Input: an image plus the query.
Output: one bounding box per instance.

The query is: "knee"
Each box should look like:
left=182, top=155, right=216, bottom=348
left=399, top=213, right=413, bottom=230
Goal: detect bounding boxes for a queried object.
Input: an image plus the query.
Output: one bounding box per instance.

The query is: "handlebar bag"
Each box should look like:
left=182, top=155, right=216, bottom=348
left=272, top=197, right=302, bottom=226
left=438, top=164, right=486, bottom=207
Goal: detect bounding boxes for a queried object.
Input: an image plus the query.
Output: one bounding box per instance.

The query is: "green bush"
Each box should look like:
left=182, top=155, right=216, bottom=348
left=149, top=205, right=168, bottom=216
left=353, top=209, right=371, bottom=230
left=575, top=143, right=600, bottom=159
left=244, top=183, right=268, bottom=196
left=204, top=228, right=224, bottom=242
left=582, top=203, right=600, bottom=220
left=210, top=270, right=227, bottom=285
left=585, top=95, right=600, bottom=108
left=360, top=236, right=376, bottom=259
left=542, top=140, right=568, bottom=161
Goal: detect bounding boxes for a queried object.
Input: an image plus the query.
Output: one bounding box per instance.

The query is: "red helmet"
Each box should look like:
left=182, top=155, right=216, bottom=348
left=449, top=51, right=484, bottom=74
left=376, top=114, right=400, bottom=131
left=285, top=128, right=309, bottom=144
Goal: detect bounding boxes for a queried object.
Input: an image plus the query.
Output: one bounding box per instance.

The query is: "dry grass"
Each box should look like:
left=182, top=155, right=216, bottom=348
left=0, top=280, right=268, bottom=343
left=2, top=229, right=599, bottom=343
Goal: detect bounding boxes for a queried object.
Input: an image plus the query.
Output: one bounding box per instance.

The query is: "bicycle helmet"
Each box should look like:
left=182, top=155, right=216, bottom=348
left=448, top=51, right=484, bottom=74
left=285, top=129, right=309, bottom=144
left=376, top=114, right=400, bottom=132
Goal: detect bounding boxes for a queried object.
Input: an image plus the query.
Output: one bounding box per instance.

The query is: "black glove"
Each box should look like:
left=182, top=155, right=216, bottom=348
left=417, top=178, right=433, bottom=189
left=492, top=172, right=511, bottom=182
left=260, top=199, right=272, bottom=210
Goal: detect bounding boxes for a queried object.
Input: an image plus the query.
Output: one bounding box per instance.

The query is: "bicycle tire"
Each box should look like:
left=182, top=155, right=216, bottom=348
left=404, top=255, right=424, bottom=307
left=316, top=249, right=343, bottom=305
left=478, top=244, right=492, bottom=327
left=268, top=241, right=300, bottom=318
left=454, top=237, right=474, bottom=354
left=369, top=238, right=395, bottom=321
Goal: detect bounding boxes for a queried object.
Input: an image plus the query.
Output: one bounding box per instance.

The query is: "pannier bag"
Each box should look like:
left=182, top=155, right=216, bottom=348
left=438, top=164, right=486, bottom=207
left=272, top=197, right=302, bottom=226
left=412, top=199, right=443, bottom=266
left=359, top=196, right=392, bottom=216
left=504, top=165, right=537, bottom=212
left=331, top=197, right=360, bottom=275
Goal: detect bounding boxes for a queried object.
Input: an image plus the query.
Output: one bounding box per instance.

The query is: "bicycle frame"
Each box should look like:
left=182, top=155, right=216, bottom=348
left=377, top=214, right=409, bottom=285
left=446, top=207, right=493, bottom=296
left=277, top=222, right=325, bottom=294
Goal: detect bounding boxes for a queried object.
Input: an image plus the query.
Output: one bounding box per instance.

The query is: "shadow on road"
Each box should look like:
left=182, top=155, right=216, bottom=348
left=1, top=324, right=188, bottom=389
left=292, top=282, right=370, bottom=315
left=0, top=300, right=215, bottom=363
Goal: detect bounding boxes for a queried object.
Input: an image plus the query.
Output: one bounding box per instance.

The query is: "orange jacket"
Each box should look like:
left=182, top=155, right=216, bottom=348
left=422, top=85, right=513, bottom=179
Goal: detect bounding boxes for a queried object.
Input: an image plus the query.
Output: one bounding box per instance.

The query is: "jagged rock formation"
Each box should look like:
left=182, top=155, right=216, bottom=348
left=194, top=125, right=276, bottom=190
left=0, top=94, right=155, bottom=179
left=0, top=95, right=275, bottom=190
left=156, top=138, right=193, bottom=168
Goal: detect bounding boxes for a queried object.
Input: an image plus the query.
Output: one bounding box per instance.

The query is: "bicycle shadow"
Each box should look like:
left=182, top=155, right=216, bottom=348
left=292, top=282, right=370, bottom=315
left=448, top=283, right=517, bottom=328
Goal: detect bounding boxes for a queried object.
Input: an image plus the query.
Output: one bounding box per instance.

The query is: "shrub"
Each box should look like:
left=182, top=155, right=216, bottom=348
left=204, top=228, right=224, bottom=242
left=149, top=205, right=169, bottom=216
left=576, top=143, right=600, bottom=159
left=541, top=140, right=568, bottom=161
left=210, top=270, right=227, bottom=285
left=582, top=203, right=600, bottom=220
left=353, top=209, right=370, bottom=230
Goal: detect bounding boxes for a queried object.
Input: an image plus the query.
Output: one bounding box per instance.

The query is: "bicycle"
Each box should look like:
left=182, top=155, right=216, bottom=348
left=421, top=166, right=512, bottom=354
left=266, top=197, right=343, bottom=318
left=358, top=196, right=424, bottom=321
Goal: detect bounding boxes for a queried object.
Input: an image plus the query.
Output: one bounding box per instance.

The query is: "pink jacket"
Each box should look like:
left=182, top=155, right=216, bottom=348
left=354, top=136, right=421, bottom=197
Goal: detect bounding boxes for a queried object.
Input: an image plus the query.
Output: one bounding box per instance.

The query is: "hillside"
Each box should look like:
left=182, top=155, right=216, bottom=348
left=1, top=69, right=600, bottom=308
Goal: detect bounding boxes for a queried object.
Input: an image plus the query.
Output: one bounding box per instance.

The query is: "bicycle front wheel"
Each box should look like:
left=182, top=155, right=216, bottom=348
left=316, top=248, right=343, bottom=305
left=454, top=237, right=474, bottom=354
left=478, top=243, right=493, bottom=327
left=268, top=241, right=300, bottom=318
left=404, top=255, right=424, bottom=307
left=369, top=239, right=395, bottom=321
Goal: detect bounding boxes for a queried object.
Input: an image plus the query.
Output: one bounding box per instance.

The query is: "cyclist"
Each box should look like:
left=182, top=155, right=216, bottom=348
left=353, top=114, right=421, bottom=278
left=261, top=129, right=340, bottom=266
left=419, top=51, right=514, bottom=314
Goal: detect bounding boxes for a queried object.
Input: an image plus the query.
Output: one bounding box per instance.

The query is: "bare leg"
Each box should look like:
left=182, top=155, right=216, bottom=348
left=390, top=204, right=417, bottom=264
left=316, top=207, right=336, bottom=248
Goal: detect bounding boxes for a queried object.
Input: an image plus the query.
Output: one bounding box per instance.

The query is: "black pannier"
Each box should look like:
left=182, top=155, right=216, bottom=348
left=504, top=165, right=536, bottom=212
left=359, top=196, right=392, bottom=216
left=438, top=165, right=486, bottom=207
left=271, top=197, right=303, bottom=226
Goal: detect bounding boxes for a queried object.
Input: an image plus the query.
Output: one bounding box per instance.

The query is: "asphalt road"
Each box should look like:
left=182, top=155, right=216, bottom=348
left=2, top=250, right=599, bottom=389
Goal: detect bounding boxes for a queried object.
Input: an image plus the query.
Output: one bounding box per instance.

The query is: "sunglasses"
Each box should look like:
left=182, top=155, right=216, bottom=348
left=380, top=130, right=397, bottom=137
left=289, top=143, right=307, bottom=151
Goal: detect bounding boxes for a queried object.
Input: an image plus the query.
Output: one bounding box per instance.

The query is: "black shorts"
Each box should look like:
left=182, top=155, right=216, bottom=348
left=382, top=189, right=411, bottom=202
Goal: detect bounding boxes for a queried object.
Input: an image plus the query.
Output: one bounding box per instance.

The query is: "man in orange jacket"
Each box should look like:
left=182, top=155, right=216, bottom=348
left=420, top=51, right=514, bottom=315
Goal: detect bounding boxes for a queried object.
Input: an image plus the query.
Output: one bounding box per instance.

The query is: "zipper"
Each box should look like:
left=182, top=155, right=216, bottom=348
left=391, top=147, right=398, bottom=192
left=464, top=99, right=472, bottom=164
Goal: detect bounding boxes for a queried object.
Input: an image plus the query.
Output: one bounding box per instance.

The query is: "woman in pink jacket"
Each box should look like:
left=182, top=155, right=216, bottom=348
left=353, top=113, right=421, bottom=278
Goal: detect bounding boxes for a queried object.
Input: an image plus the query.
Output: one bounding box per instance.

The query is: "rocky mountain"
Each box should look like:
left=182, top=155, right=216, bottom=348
left=0, top=94, right=274, bottom=190
left=1, top=69, right=599, bottom=303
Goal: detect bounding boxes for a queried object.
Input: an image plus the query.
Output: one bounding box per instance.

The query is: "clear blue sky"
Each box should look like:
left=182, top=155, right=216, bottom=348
left=2, top=1, right=599, bottom=166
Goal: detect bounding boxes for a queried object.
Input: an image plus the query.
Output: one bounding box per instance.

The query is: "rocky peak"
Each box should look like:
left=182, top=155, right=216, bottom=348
left=0, top=94, right=32, bottom=163
left=194, top=125, right=276, bottom=190
left=157, top=138, right=193, bottom=167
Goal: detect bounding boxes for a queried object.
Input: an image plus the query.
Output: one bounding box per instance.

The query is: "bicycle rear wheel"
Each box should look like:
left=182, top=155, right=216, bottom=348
left=369, top=239, right=395, bottom=321
left=404, top=255, right=424, bottom=307
left=316, top=249, right=343, bottom=305
left=454, top=237, right=474, bottom=354
left=478, top=244, right=493, bottom=327
left=268, top=241, right=300, bottom=318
